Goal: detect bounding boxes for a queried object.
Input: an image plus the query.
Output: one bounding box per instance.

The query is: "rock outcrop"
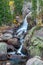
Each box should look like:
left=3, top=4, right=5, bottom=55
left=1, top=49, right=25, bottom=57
left=24, top=26, right=43, bottom=58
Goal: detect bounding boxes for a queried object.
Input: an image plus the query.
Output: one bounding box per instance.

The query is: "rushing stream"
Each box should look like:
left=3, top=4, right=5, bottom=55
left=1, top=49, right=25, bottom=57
left=17, top=11, right=32, bottom=55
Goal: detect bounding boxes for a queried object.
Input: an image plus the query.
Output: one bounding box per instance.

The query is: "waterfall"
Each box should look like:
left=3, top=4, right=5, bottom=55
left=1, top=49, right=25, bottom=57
left=17, top=11, right=32, bottom=56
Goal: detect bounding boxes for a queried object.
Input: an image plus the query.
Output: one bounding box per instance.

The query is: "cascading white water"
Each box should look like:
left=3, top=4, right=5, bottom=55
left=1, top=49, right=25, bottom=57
left=17, top=11, right=32, bottom=55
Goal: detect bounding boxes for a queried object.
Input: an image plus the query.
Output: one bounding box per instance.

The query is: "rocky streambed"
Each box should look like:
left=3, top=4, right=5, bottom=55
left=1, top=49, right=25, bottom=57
left=0, top=25, right=43, bottom=65
left=0, top=26, right=28, bottom=65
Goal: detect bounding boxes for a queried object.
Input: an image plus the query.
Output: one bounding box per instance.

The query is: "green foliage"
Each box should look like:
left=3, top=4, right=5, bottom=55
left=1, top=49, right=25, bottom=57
left=39, top=0, right=43, bottom=13
left=14, top=0, right=24, bottom=15
left=31, top=0, right=43, bottom=20
left=31, top=0, right=37, bottom=20
left=0, top=0, right=24, bottom=25
left=0, top=0, right=13, bottom=26
left=28, top=26, right=43, bottom=57
left=0, top=0, right=3, bottom=25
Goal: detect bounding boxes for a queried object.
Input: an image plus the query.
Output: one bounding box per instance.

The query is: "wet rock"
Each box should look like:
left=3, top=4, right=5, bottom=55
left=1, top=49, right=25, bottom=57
left=26, top=56, right=43, bottom=65
left=7, top=54, right=27, bottom=63
left=7, top=44, right=17, bottom=52
left=21, top=46, right=28, bottom=55
left=7, top=38, right=21, bottom=49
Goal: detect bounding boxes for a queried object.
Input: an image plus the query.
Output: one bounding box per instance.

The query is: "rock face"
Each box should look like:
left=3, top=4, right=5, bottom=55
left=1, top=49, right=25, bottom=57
left=24, top=26, right=43, bottom=57
left=26, top=56, right=43, bottom=65
left=22, top=2, right=32, bottom=18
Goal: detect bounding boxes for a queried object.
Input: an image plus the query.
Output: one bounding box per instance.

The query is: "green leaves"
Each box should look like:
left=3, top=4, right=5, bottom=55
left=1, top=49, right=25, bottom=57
left=31, top=0, right=43, bottom=20
left=14, top=0, right=24, bottom=15
left=0, top=0, right=24, bottom=25
left=31, top=0, right=37, bottom=20
left=39, top=0, right=43, bottom=13
left=0, top=0, right=13, bottom=25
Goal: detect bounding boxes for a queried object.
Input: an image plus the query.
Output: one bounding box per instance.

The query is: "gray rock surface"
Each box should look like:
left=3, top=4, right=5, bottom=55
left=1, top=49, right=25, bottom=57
left=0, top=42, right=7, bottom=54
left=26, top=56, right=43, bottom=65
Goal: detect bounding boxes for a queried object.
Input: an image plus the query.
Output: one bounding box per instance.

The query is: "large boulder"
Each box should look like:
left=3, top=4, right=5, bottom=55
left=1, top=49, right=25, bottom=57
left=0, top=42, right=7, bottom=60
left=7, top=54, right=27, bottom=64
left=26, top=56, right=43, bottom=65
left=0, top=42, right=7, bottom=54
left=7, top=38, right=21, bottom=49
left=24, top=26, right=43, bottom=57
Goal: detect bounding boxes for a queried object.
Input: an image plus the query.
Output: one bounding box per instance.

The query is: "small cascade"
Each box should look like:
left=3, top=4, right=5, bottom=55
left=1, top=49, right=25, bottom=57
left=17, top=11, right=32, bottom=56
